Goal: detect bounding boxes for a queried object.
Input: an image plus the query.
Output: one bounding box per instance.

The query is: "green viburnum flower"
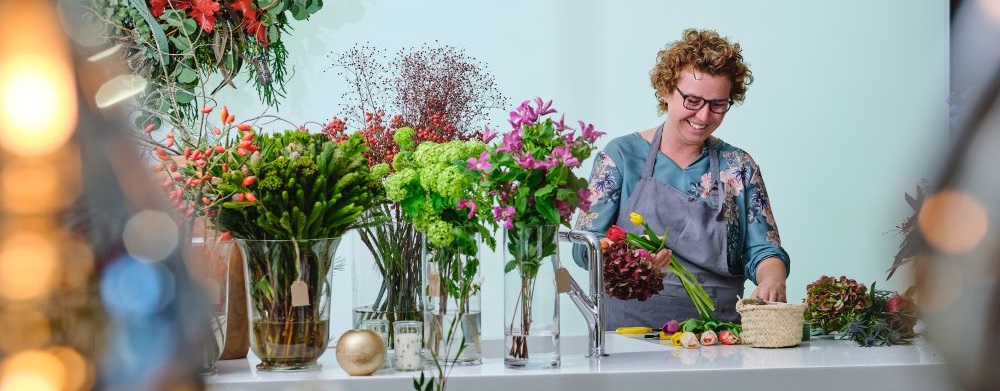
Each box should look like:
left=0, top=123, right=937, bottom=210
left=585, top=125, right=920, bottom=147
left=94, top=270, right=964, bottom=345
left=426, top=220, right=455, bottom=247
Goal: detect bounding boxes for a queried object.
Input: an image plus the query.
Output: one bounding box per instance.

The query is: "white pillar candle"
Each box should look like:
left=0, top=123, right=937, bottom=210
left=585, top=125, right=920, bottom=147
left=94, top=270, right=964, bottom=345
left=393, top=333, right=423, bottom=371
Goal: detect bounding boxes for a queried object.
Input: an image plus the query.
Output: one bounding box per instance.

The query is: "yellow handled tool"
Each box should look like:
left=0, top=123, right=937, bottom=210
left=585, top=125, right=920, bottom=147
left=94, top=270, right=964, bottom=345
left=615, top=326, right=653, bottom=335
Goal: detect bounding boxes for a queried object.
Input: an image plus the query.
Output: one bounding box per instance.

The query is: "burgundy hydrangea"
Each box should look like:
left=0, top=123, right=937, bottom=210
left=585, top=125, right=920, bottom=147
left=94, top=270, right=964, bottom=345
left=602, top=238, right=664, bottom=301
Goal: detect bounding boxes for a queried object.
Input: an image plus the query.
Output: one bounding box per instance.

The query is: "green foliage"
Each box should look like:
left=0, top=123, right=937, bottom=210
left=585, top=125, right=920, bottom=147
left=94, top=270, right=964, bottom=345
left=679, top=316, right=741, bottom=335
left=212, top=131, right=383, bottom=240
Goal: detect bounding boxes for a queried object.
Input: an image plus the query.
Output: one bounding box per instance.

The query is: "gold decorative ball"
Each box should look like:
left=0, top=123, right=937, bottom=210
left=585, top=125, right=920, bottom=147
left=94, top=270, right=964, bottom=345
left=335, top=329, right=386, bottom=376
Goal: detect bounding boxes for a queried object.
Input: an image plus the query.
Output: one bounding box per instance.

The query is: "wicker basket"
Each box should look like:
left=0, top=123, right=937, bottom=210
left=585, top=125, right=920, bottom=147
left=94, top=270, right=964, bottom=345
left=736, top=299, right=805, bottom=348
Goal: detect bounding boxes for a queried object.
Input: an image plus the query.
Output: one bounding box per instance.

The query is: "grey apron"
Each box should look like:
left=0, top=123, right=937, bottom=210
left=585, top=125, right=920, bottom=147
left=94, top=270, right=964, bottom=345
left=604, top=125, right=744, bottom=329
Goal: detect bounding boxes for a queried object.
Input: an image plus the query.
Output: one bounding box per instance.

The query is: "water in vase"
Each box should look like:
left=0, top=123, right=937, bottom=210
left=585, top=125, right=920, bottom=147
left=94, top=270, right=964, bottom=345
left=424, top=310, right=482, bottom=365
left=505, top=328, right=559, bottom=369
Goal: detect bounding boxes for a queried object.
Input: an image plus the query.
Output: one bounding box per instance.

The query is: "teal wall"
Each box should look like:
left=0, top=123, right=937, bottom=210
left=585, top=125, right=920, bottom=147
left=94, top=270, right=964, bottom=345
left=216, top=0, right=950, bottom=338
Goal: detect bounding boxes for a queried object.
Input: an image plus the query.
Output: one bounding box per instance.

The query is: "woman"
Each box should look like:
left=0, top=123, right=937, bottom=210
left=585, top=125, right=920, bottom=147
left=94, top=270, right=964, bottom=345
left=574, top=28, right=790, bottom=328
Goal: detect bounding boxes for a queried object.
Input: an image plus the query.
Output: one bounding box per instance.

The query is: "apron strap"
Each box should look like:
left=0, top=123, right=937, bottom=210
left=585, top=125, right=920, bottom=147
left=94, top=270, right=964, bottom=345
left=643, top=124, right=726, bottom=215
left=708, top=142, right=726, bottom=215
left=641, top=124, right=664, bottom=180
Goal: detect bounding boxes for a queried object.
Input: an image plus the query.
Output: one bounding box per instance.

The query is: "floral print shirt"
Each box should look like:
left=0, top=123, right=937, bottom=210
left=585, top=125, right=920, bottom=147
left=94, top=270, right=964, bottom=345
left=573, top=133, right=790, bottom=284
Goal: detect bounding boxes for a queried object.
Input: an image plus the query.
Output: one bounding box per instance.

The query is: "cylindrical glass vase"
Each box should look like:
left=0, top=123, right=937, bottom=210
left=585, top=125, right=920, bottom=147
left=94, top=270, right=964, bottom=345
left=237, top=237, right=341, bottom=371
left=352, top=212, right=423, bottom=354
left=422, top=226, right=483, bottom=366
left=503, top=224, right=560, bottom=369
left=185, top=237, right=232, bottom=373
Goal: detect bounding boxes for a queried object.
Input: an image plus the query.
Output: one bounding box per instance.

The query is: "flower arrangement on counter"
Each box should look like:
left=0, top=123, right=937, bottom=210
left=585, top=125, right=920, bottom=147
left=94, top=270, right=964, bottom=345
left=472, top=97, right=603, bottom=366
left=384, top=128, right=495, bottom=388
left=805, top=275, right=918, bottom=347
left=160, top=108, right=384, bottom=369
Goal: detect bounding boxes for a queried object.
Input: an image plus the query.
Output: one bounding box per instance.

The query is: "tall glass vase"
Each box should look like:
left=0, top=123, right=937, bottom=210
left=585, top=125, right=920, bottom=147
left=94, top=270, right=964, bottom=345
left=184, top=237, right=232, bottom=373
left=237, top=237, right=341, bottom=371
left=504, top=224, right=560, bottom=369
left=352, top=208, right=423, bottom=355
left=422, top=226, right=483, bottom=365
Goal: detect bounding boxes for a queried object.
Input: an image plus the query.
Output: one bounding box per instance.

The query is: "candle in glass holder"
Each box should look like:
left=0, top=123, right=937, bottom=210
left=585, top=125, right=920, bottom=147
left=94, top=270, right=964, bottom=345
left=393, top=321, right=423, bottom=371
left=360, top=319, right=389, bottom=369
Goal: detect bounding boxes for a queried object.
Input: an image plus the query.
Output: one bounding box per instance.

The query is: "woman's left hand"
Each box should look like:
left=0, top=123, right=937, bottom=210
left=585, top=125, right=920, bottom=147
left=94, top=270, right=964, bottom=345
left=751, top=257, right=788, bottom=302
left=750, top=278, right=786, bottom=302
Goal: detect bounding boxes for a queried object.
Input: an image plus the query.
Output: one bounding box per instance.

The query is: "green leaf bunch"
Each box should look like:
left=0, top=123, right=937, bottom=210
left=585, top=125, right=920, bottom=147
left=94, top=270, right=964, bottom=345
left=211, top=130, right=383, bottom=240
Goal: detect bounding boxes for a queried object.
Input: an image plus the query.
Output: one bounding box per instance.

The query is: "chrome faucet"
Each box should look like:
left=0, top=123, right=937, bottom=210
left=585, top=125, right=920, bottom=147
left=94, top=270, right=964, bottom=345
left=559, top=230, right=607, bottom=358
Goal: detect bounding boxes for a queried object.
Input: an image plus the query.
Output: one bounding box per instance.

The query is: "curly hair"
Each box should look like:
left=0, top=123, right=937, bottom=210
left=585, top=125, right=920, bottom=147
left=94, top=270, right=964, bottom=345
left=650, top=28, right=753, bottom=115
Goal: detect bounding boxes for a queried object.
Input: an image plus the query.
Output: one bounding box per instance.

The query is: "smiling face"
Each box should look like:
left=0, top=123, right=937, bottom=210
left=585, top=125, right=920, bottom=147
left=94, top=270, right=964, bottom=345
left=662, top=67, right=732, bottom=149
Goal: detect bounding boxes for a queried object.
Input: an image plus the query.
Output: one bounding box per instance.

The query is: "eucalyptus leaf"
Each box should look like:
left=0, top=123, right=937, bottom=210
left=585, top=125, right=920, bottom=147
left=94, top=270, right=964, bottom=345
left=169, top=35, right=191, bottom=52
left=177, top=68, right=198, bottom=84
left=174, top=89, right=195, bottom=104
left=182, top=18, right=197, bottom=35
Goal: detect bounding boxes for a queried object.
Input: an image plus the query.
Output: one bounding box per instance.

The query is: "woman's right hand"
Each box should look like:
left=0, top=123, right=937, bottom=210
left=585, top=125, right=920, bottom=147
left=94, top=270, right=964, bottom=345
left=649, top=247, right=673, bottom=270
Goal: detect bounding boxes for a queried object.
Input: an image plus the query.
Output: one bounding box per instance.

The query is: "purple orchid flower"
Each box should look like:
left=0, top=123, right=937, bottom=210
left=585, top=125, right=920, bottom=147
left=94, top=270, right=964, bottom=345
left=514, top=152, right=539, bottom=169
left=466, top=151, right=492, bottom=171
left=534, top=97, right=557, bottom=117
left=493, top=205, right=515, bottom=229
left=481, top=125, right=498, bottom=143
left=577, top=188, right=592, bottom=212
left=496, top=129, right=523, bottom=153
left=551, top=145, right=581, bottom=168
left=553, top=114, right=571, bottom=132
left=579, top=121, right=605, bottom=143
left=457, top=199, right=477, bottom=219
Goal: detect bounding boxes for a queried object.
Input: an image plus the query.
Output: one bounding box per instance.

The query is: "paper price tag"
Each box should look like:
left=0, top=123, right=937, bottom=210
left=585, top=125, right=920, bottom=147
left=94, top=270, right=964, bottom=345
left=428, top=271, right=441, bottom=297
left=555, top=267, right=572, bottom=294
left=291, top=281, right=310, bottom=307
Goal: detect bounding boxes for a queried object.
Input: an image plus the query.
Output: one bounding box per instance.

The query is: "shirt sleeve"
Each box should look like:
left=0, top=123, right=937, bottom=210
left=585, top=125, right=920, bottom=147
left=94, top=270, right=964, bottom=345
left=740, top=156, right=791, bottom=284
left=572, top=151, right=622, bottom=270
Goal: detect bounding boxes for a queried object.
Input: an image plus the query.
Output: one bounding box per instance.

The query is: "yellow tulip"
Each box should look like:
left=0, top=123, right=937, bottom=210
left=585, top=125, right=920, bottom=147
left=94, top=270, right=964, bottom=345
left=629, top=212, right=644, bottom=225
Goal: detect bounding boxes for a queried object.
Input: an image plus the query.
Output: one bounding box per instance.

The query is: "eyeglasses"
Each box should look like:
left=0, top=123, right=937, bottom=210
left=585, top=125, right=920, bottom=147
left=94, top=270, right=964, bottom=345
left=675, top=88, right=733, bottom=114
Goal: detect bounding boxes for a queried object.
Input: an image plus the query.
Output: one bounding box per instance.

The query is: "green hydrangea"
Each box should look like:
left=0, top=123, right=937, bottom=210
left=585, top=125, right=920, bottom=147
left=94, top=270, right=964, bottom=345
left=426, top=219, right=454, bottom=247
left=384, top=168, right=416, bottom=202
left=371, top=163, right=390, bottom=179
left=394, top=127, right=416, bottom=151
left=434, top=166, right=470, bottom=199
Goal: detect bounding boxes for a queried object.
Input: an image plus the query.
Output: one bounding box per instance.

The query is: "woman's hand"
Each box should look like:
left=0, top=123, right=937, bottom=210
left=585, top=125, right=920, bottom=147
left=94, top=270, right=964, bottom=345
left=750, top=257, right=787, bottom=302
left=649, top=247, right=672, bottom=270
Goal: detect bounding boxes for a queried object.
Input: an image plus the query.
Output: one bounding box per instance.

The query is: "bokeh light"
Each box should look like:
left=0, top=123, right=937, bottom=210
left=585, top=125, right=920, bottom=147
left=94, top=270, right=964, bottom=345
left=123, top=210, right=179, bottom=263
left=100, top=256, right=175, bottom=318
left=0, top=232, right=59, bottom=301
left=49, top=347, right=92, bottom=391
left=918, top=189, right=988, bottom=253
left=0, top=0, right=77, bottom=157
left=0, top=350, right=65, bottom=391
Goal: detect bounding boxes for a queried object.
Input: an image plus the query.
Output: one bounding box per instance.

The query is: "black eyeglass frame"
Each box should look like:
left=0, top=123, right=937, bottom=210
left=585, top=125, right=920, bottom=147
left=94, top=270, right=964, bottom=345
left=675, top=88, right=734, bottom=114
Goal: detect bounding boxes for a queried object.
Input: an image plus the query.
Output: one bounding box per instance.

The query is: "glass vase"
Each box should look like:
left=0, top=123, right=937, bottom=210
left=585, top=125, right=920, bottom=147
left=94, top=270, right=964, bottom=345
left=237, top=237, right=341, bottom=371
left=352, top=210, right=423, bottom=355
left=503, top=224, right=560, bottom=369
left=184, top=237, right=232, bottom=374
left=422, top=226, right=483, bottom=366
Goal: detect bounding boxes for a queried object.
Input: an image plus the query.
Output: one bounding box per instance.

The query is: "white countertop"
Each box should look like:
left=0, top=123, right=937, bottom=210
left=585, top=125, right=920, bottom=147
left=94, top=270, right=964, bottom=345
left=207, top=334, right=957, bottom=391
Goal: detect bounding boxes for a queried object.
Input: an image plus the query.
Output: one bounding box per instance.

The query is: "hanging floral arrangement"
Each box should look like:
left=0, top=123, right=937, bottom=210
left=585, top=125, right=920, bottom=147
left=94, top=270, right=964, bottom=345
left=86, top=0, right=323, bottom=131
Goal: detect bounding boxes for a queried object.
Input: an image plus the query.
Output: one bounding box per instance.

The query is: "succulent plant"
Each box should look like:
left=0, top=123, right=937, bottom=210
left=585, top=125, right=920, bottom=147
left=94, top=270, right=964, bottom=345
left=804, top=275, right=872, bottom=334
left=601, top=239, right=664, bottom=301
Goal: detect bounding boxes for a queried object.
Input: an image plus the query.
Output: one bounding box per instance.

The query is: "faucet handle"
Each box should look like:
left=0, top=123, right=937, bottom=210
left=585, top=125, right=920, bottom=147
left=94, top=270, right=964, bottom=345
left=558, top=230, right=603, bottom=295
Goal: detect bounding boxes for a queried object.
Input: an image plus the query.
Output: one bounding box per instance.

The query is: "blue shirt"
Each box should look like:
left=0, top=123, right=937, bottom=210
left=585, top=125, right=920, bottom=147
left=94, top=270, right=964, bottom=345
left=573, top=133, right=790, bottom=284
